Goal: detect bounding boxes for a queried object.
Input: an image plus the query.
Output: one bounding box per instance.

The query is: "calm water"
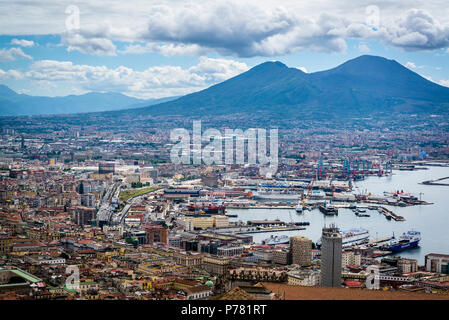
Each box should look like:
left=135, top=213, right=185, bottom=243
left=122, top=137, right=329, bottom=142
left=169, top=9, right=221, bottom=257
left=228, top=166, right=449, bottom=264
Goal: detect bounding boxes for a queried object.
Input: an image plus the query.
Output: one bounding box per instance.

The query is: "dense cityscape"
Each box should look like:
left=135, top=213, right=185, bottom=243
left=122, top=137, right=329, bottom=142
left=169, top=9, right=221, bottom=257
left=1, top=0, right=449, bottom=308
left=0, top=116, right=448, bottom=300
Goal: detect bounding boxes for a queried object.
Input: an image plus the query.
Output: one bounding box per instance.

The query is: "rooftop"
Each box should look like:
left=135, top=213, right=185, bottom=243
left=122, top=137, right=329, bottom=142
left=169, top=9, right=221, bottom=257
left=261, top=283, right=449, bottom=300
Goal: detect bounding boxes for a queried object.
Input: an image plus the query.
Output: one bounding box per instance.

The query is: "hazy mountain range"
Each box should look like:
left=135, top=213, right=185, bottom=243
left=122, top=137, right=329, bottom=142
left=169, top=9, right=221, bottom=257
left=0, top=85, right=177, bottom=116
left=1, top=55, right=449, bottom=118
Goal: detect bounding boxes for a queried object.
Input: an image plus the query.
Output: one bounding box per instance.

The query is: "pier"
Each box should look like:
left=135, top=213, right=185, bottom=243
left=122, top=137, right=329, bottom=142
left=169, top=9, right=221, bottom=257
left=234, top=226, right=306, bottom=234
left=218, top=225, right=306, bottom=235
left=421, top=176, right=449, bottom=186
left=378, top=206, right=405, bottom=221
left=368, top=236, right=394, bottom=246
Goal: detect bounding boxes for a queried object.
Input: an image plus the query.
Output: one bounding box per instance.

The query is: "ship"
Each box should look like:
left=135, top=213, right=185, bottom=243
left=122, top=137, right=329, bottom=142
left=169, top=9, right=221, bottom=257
left=380, top=230, right=421, bottom=252
left=356, top=213, right=370, bottom=217
left=319, top=202, right=338, bottom=215
left=255, top=189, right=302, bottom=200
left=261, top=235, right=290, bottom=245
left=317, top=228, right=369, bottom=249
left=187, top=204, right=226, bottom=214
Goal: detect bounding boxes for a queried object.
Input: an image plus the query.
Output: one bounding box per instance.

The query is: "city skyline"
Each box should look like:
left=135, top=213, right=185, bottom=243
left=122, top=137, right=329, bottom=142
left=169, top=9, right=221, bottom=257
left=1, top=0, right=449, bottom=304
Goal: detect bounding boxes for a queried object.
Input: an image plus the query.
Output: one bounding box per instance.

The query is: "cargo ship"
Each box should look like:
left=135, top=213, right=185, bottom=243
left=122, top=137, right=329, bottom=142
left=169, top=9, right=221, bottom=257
left=380, top=230, right=421, bottom=252
left=261, top=235, right=290, bottom=245
left=254, top=183, right=303, bottom=200
left=254, top=190, right=302, bottom=200
left=319, top=202, right=338, bottom=215
left=317, top=228, right=369, bottom=249
left=187, top=204, right=226, bottom=214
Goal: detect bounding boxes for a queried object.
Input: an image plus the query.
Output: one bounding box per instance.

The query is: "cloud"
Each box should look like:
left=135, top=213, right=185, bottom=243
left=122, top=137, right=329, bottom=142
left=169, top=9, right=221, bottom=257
left=99, top=6, right=449, bottom=57
left=18, top=56, right=249, bottom=98
left=405, top=61, right=417, bottom=69
left=297, top=66, right=308, bottom=73
left=2, top=2, right=449, bottom=57
left=0, top=48, right=32, bottom=61
left=379, top=9, right=449, bottom=51
left=61, top=31, right=117, bottom=56
left=0, top=68, right=23, bottom=79
left=139, top=3, right=348, bottom=57
left=10, top=39, right=35, bottom=47
left=119, top=43, right=206, bottom=56
left=405, top=61, right=425, bottom=69
left=358, top=43, right=370, bottom=53
left=439, top=79, right=449, bottom=87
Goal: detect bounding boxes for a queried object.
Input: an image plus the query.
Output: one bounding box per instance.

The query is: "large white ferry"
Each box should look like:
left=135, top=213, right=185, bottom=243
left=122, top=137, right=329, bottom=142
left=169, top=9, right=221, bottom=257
left=317, top=228, right=370, bottom=249
left=254, top=190, right=302, bottom=200
left=254, top=183, right=303, bottom=200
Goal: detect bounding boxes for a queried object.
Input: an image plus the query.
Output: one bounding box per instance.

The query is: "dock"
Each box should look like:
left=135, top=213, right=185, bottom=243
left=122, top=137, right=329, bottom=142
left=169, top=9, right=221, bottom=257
left=368, top=236, right=394, bottom=246
left=378, top=206, right=405, bottom=221
left=233, top=226, right=306, bottom=234
left=252, top=204, right=296, bottom=209
left=421, top=176, right=449, bottom=186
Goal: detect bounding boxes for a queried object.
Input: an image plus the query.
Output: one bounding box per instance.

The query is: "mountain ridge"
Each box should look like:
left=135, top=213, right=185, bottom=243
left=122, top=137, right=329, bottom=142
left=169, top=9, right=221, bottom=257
left=0, top=85, right=178, bottom=116
left=124, top=55, right=449, bottom=118
left=1, top=55, right=449, bottom=118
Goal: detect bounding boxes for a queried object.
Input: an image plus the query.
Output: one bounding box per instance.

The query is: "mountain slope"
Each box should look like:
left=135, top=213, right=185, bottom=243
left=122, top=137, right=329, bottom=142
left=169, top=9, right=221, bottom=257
left=3, top=55, right=449, bottom=118
left=0, top=85, right=177, bottom=116
left=134, top=61, right=320, bottom=117
left=128, top=55, right=449, bottom=119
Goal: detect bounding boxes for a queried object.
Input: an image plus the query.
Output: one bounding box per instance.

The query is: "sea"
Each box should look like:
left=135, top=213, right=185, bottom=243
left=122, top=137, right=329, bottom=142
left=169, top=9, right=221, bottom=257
left=227, top=165, right=449, bottom=264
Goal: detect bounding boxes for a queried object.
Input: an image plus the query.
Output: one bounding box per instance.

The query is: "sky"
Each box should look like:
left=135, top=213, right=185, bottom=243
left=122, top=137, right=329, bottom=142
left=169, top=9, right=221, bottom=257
left=1, top=0, right=449, bottom=99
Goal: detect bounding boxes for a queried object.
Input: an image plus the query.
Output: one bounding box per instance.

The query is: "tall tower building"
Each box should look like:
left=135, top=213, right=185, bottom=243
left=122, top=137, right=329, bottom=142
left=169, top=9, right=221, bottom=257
left=320, top=224, right=342, bottom=287
left=81, top=193, right=96, bottom=208
left=290, top=236, right=312, bottom=266
left=99, top=162, right=115, bottom=174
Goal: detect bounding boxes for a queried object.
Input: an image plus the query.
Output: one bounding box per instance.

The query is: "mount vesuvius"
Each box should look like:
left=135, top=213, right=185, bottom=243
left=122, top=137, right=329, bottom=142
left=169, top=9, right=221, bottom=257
left=122, top=55, right=449, bottom=120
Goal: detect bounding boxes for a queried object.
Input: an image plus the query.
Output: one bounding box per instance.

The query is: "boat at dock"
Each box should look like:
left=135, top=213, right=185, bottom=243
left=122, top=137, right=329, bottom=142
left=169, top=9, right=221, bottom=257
left=317, top=228, right=369, bottom=249
left=356, top=213, right=370, bottom=217
left=187, top=204, right=226, bottom=214
left=380, top=231, right=421, bottom=252
left=261, top=235, right=290, bottom=245
left=319, top=202, right=338, bottom=215
left=254, top=183, right=303, bottom=200
left=255, top=190, right=302, bottom=200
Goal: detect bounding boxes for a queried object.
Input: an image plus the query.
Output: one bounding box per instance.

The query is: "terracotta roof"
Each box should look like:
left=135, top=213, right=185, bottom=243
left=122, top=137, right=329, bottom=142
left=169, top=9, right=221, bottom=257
left=184, top=285, right=212, bottom=294
left=426, top=253, right=449, bottom=258
left=213, top=287, right=257, bottom=300
left=261, top=283, right=449, bottom=300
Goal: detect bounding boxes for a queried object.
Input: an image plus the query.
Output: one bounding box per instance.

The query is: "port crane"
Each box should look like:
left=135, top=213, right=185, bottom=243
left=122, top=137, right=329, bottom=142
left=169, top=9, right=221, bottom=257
left=330, top=179, right=335, bottom=200
left=301, top=177, right=315, bottom=209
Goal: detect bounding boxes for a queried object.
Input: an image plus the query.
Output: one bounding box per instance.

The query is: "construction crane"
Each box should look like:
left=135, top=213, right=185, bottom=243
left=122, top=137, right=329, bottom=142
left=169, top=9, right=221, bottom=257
left=302, top=177, right=315, bottom=208
left=419, top=192, right=424, bottom=202
left=330, top=179, right=335, bottom=200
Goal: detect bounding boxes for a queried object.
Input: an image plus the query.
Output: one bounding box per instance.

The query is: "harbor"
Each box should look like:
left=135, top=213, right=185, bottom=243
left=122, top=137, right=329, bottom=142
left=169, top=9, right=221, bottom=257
left=225, top=165, right=449, bottom=262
